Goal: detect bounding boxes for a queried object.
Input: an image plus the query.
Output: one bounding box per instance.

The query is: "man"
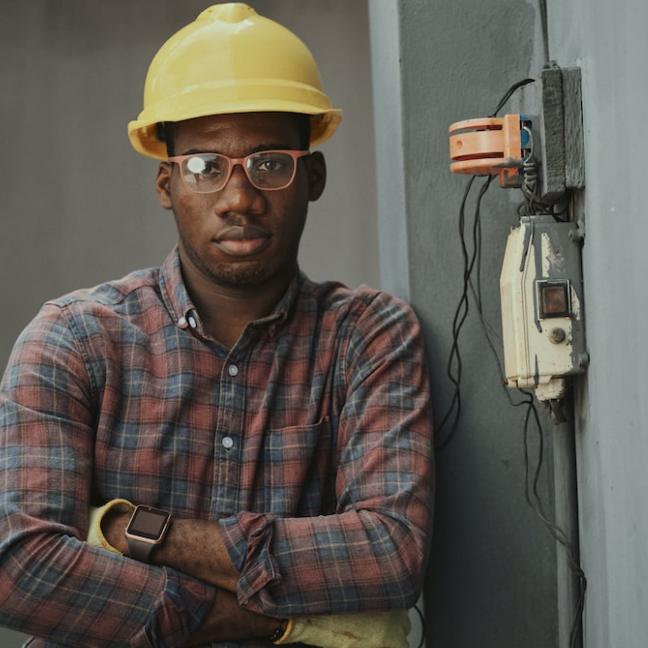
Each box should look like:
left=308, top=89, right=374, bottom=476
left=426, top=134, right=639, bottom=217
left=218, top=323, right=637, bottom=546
left=0, top=4, right=434, bottom=647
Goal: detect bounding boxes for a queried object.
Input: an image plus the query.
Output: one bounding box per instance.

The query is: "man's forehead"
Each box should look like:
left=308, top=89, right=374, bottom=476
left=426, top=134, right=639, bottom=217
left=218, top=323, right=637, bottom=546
left=175, top=112, right=303, bottom=139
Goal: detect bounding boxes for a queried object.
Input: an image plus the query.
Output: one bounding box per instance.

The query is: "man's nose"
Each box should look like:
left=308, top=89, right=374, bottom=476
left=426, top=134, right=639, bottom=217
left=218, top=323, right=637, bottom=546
left=215, top=164, right=264, bottom=215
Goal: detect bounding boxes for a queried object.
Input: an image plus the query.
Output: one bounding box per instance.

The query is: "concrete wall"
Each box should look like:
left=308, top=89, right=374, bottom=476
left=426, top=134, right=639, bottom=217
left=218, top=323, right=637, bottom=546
left=369, top=1, right=561, bottom=646
left=547, top=0, right=648, bottom=646
left=0, top=2, right=376, bottom=645
left=371, top=0, right=648, bottom=646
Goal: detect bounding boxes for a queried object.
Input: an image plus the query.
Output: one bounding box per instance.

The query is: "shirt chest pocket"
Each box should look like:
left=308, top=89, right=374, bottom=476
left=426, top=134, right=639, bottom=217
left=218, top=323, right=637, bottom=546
left=248, top=416, right=336, bottom=516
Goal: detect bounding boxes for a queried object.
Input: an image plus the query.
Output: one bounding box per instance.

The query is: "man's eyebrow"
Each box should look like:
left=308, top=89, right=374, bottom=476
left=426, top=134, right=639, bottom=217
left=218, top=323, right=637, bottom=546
left=179, top=149, right=214, bottom=155
left=250, top=144, right=299, bottom=153
left=178, top=144, right=300, bottom=156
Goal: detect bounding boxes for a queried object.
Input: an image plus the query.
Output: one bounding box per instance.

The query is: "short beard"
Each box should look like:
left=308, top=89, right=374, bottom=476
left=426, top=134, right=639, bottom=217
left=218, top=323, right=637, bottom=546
left=203, top=262, right=267, bottom=288
left=180, top=236, right=270, bottom=288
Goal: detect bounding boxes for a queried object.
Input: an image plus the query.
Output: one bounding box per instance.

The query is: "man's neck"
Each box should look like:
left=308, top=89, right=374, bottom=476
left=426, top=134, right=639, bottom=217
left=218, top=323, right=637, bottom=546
left=181, top=261, right=293, bottom=348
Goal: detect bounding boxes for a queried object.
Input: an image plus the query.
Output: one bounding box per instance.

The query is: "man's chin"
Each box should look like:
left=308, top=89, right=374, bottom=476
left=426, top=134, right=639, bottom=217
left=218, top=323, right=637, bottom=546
left=205, top=261, right=269, bottom=289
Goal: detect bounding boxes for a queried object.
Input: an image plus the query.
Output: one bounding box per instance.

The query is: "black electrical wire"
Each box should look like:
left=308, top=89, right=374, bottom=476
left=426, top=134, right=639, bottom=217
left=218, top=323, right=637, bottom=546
left=463, top=202, right=587, bottom=647
left=538, top=0, right=551, bottom=65
left=470, top=255, right=587, bottom=647
left=467, top=201, right=587, bottom=646
left=519, top=391, right=587, bottom=648
left=436, top=76, right=587, bottom=647
left=436, top=77, right=532, bottom=450
left=489, top=78, right=534, bottom=118
left=412, top=603, right=427, bottom=648
left=434, top=175, right=493, bottom=451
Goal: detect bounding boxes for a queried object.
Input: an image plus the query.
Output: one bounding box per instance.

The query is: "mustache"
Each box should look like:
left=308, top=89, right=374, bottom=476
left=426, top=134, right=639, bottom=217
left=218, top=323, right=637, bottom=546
left=216, top=224, right=271, bottom=241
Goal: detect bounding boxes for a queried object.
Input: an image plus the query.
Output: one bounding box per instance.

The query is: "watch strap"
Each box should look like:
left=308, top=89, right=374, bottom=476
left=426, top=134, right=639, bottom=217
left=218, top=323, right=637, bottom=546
left=127, top=537, right=156, bottom=563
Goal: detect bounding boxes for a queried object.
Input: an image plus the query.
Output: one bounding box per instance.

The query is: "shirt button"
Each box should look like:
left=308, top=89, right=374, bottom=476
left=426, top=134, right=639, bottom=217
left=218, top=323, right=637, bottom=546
left=228, top=364, right=239, bottom=377
left=188, top=316, right=197, bottom=329
left=222, top=436, right=234, bottom=450
left=177, top=316, right=187, bottom=326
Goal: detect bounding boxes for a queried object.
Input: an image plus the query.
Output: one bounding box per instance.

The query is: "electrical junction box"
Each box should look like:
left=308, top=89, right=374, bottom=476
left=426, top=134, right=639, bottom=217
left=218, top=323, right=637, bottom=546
left=448, top=113, right=532, bottom=187
left=500, top=215, right=588, bottom=402
left=448, top=67, right=585, bottom=199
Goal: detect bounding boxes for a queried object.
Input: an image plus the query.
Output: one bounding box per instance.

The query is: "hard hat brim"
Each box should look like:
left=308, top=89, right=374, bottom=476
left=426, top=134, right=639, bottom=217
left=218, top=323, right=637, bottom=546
left=128, top=108, right=342, bottom=160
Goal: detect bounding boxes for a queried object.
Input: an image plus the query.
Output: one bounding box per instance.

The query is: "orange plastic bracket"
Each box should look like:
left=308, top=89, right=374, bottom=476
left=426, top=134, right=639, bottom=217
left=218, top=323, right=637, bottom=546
left=449, top=114, right=524, bottom=187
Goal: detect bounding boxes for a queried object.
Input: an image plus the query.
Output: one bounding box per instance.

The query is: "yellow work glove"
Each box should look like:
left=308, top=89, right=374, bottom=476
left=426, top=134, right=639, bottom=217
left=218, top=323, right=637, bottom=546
left=87, top=499, right=135, bottom=554
left=275, top=610, right=411, bottom=648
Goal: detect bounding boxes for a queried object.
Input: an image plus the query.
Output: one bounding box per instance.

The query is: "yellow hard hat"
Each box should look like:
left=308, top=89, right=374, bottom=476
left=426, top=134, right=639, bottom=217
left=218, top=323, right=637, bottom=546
left=128, top=3, right=342, bottom=160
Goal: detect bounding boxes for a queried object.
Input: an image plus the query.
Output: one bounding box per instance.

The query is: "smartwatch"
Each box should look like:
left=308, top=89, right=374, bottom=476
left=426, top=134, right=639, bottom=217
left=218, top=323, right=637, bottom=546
left=125, top=505, right=172, bottom=563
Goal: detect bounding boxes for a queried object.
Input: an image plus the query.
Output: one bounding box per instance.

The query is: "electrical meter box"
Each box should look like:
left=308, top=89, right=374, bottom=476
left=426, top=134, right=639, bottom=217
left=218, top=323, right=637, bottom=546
left=500, top=215, right=587, bottom=401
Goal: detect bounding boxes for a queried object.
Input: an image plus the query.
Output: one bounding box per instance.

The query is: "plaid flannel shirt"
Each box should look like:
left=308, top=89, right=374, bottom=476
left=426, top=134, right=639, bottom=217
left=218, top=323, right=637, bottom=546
left=0, top=248, right=434, bottom=648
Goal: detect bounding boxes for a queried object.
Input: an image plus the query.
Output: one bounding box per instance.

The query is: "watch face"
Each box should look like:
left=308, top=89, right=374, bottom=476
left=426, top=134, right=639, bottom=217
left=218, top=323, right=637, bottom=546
left=127, top=506, right=171, bottom=540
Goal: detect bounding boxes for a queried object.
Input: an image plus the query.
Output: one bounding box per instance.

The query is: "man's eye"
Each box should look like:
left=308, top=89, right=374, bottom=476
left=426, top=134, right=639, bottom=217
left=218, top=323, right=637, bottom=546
left=186, top=156, right=223, bottom=175
left=255, top=157, right=285, bottom=173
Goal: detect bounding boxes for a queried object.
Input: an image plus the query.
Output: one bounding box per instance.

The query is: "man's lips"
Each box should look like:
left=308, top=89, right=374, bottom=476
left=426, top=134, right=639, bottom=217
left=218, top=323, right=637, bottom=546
left=214, top=225, right=271, bottom=257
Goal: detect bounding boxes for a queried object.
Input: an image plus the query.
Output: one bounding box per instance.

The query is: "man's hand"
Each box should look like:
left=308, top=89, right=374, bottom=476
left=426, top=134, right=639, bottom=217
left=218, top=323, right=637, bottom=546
left=177, top=588, right=281, bottom=647
left=87, top=501, right=280, bottom=644
left=87, top=502, right=412, bottom=648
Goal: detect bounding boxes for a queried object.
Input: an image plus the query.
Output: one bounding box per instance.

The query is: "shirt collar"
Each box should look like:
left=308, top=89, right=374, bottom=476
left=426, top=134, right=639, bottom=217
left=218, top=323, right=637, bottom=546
left=268, top=269, right=301, bottom=325
left=159, top=246, right=302, bottom=332
left=159, top=246, right=197, bottom=329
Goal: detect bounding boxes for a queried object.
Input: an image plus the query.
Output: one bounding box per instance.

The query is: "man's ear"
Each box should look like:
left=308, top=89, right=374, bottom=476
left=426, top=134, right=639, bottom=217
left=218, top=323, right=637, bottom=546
left=306, top=151, right=327, bottom=202
left=155, top=162, right=173, bottom=210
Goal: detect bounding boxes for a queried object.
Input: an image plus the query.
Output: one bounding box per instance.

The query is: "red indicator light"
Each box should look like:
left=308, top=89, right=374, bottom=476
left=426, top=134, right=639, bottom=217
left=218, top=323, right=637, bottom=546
left=538, top=281, right=570, bottom=318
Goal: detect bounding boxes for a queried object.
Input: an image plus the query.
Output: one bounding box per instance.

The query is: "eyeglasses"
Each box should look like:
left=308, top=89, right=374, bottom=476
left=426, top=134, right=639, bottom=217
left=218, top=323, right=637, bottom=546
left=167, top=150, right=310, bottom=193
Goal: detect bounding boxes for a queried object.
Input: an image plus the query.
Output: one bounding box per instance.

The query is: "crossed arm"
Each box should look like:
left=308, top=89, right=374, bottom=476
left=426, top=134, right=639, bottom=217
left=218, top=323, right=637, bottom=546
left=91, top=501, right=411, bottom=647
left=99, top=505, right=268, bottom=644
left=0, top=292, right=433, bottom=646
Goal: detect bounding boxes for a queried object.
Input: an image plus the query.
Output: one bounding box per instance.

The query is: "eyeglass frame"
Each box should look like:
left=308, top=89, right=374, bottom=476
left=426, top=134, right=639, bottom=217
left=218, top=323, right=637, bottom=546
left=167, top=150, right=311, bottom=194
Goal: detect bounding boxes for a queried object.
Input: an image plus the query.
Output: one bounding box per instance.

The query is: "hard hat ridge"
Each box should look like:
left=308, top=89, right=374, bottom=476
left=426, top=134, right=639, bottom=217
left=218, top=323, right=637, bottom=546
left=128, top=3, right=342, bottom=159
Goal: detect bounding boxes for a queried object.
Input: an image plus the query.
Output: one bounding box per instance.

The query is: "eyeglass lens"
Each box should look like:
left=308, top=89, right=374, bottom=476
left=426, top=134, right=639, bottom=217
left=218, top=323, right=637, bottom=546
left=180, top=152, right=300, bottom=193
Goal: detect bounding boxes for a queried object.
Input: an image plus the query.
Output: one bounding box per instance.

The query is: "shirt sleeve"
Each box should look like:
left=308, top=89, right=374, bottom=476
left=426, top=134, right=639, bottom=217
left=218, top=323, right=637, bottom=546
left=220, top=291, right=435, bottom=616
left=0, top=304, right=215, bottom=647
